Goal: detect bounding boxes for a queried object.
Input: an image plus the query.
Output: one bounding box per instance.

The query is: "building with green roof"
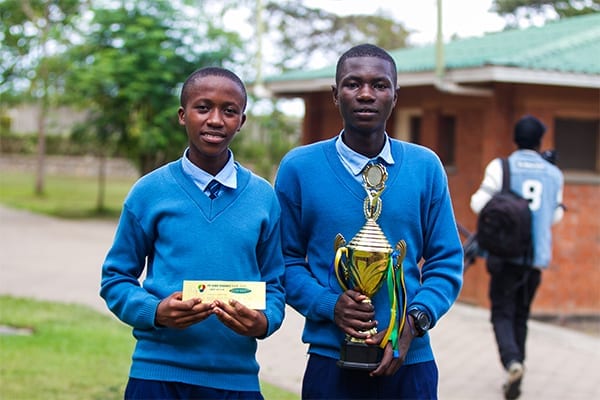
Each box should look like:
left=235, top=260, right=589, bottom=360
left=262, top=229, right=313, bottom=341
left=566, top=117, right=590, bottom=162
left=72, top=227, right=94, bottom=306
left=265, top=13, right=600, bottom=316
left=267, top=12, right=599, bottom=90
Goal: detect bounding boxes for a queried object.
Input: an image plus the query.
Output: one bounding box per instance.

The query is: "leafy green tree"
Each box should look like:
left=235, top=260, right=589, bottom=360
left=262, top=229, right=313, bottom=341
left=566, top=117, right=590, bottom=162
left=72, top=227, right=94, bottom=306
left=230, top=107, right=299, bottom=181
left=491, top=0, right=600, bottom=27
left=64, top=0, right=245, bottom=176
left=61, top=0, right=244, bottom=212
left=0, top=0, right=87, bottom=195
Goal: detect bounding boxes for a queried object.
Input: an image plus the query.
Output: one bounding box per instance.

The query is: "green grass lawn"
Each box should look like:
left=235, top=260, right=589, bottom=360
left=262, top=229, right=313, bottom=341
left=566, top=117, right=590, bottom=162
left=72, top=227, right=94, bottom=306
left=0, top=170, right=135, bottom=219
left=0, top=296, right=134, bottom=399
left=0, top=296, right=298, bottom=400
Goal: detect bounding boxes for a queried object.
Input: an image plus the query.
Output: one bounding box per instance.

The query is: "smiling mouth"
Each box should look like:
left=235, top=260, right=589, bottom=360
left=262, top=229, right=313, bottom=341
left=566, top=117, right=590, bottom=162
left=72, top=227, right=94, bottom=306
left=201, top=132, right=226, bottom=143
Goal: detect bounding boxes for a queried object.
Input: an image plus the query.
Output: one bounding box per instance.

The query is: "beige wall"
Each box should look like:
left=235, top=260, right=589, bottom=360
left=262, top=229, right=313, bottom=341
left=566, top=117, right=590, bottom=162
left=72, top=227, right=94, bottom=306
left=6, top=104, right=88, bottom=135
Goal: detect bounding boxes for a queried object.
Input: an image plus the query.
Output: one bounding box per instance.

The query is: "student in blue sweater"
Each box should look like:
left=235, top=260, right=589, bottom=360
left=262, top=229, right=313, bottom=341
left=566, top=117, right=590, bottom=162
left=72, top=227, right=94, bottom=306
left=274, top=44, right=464, bottom=399
left=100, top=67, right=286, bottom=399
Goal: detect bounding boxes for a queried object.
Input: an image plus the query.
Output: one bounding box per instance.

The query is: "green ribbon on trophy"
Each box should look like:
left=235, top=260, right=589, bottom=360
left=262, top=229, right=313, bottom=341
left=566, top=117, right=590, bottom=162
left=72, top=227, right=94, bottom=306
left=334, top=162, right=407, bottom=370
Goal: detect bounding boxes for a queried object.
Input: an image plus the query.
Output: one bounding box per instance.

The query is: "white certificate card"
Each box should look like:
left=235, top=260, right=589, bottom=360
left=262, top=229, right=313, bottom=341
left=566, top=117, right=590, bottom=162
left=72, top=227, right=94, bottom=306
left=182, top=280, right=266, bottom=310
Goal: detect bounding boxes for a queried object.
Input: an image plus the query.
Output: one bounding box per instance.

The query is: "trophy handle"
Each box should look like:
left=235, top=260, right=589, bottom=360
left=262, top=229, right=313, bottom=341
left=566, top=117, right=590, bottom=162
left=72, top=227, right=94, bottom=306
left=334, top=246, right=350, bottom=291
left=394, top=240, right=407, bottom=269
left=334, top=233, right=346, bottom=252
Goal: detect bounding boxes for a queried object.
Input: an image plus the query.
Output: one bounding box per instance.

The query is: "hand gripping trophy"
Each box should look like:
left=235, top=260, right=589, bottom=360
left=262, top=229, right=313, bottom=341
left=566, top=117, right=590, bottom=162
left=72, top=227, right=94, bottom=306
left=333, top=163, right=407, bottom=370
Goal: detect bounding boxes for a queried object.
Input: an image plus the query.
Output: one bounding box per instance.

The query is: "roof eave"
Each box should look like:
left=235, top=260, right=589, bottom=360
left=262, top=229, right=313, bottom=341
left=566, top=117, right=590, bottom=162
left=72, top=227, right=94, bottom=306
left=263, top=77, right=335, bottom=95
left=480, top=66, right=600, bottom=89
left=263, top=67, right=600, bottom=95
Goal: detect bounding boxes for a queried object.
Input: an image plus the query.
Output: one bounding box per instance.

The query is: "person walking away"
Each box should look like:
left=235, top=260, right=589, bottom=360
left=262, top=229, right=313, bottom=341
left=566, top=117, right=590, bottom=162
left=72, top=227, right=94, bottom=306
left=100, top=67, right=286, bottom=399
left=470, top=115, right=564, bottom=399
left=274, top=43, right=464, bottom=400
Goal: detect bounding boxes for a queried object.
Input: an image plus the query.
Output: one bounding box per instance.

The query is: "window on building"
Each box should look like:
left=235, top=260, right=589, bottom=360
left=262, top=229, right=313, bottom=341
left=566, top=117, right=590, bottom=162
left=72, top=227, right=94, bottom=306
left=438, top=115, right=456, bottom=167
left=409, top=116, right=421, bottom=144
left=394, top=112, right=455, bottom=167
left=554, top=118, right=600, bottom=173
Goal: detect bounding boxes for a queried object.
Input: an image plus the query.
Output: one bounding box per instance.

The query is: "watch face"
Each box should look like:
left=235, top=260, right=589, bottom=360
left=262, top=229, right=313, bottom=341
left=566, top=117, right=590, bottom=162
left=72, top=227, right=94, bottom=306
left=417, top=312, right=430, bottom=330
left=410, top=309, right=430, bottom=336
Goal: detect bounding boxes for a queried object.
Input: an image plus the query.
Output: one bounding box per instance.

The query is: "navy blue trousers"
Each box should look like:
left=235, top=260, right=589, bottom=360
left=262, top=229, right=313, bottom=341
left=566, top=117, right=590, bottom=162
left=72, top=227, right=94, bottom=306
left=301, top=354, right=438, bottom=399
left=124, top=377, right=263, bottom=400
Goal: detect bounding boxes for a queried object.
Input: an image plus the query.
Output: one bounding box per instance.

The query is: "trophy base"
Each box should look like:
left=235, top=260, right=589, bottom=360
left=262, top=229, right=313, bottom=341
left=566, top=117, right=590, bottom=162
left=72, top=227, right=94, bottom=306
left=337, top=341, right=383, bottom=371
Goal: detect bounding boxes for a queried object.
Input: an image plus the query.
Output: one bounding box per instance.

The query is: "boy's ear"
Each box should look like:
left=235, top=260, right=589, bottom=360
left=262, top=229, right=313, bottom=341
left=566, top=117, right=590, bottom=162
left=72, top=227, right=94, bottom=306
left=177, top=107, right=185, bottom=125
left=238, top=114, right=247, bottom=131
left=331, top=85, right=339, bottom=105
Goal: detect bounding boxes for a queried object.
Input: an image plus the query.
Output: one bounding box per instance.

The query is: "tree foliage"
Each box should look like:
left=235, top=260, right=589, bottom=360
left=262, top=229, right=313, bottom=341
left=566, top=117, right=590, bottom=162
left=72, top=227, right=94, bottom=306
left=0, top=0, right=82, bottom=98
left=262, top=1, right=410, bottom=71
left=64, top=0, right=245, bottom=174
left=491, top=0, right=600, bottom=27
left=230, top=107, right=299, bottom=181
left=0, top=0, right=87, bottom=195
left=1, top=0, right=410, bottom=189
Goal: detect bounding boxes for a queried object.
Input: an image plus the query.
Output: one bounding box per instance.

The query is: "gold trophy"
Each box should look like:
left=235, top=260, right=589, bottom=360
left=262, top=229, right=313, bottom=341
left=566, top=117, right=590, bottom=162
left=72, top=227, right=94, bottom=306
left=334, top=163, right=407, bottom=370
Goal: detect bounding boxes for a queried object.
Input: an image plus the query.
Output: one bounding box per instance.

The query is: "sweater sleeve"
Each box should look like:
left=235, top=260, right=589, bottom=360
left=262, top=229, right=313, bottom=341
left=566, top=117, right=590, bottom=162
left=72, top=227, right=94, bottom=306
left=274, top=155, right=340, bottom=323
left=100, top=205, right=161, bottom=330
left=255, top=195, right=286, bottom=338
left=411, top=158, right=464, bottom=328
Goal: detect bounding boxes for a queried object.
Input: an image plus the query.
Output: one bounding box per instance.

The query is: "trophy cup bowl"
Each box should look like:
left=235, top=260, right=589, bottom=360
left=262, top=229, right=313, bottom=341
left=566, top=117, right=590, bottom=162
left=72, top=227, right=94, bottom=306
left=334, top=219, right=394, bottom=370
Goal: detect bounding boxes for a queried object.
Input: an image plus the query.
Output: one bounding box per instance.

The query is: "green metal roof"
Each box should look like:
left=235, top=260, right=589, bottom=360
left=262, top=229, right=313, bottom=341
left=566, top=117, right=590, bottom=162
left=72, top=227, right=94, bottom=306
left=266, top=13, right=600, bottom=84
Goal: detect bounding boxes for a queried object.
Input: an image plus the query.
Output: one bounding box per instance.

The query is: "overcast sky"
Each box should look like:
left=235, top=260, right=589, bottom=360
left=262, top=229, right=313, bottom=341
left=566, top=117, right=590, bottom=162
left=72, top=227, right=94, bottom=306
left=302, top=0, right=507, bottom=45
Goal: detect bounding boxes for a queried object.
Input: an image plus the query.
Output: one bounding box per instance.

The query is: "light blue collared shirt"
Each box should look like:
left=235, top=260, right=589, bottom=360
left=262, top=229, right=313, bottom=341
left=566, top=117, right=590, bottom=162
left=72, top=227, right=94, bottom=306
left=335, top=131, right=395, bottom=183
left=181, top=148, right=238, bottom=197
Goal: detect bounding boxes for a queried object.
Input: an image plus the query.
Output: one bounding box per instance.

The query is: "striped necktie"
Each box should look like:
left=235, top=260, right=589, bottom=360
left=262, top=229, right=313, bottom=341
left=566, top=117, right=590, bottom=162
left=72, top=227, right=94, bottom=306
left=206, top=180, right=221, bottom=199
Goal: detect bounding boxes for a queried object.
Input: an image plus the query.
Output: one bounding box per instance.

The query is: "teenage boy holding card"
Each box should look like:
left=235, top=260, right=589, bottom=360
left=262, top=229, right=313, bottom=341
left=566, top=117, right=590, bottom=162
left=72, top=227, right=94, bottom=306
left=100, top=67, right=285, bottom=399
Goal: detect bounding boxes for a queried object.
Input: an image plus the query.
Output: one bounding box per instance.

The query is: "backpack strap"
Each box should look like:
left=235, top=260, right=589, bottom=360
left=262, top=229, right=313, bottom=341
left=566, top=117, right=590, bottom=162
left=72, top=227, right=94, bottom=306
left=502, top=157, right=535, bottom=265
left=501, top=158, right=510, bottom=193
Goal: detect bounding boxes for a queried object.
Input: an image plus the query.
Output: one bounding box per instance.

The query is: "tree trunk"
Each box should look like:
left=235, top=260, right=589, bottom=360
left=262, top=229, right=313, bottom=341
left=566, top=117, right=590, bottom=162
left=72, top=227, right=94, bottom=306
left=96, top=152, right=107, bottom=212
left=34, top=103, right=46, bottom=196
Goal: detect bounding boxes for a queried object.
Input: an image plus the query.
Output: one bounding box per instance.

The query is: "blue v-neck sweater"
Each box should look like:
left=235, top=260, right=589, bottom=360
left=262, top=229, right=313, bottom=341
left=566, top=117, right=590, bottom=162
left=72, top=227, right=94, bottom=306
left=274, top=138, right=463, bottom=364
left=100, top=159, right=285, bottom=391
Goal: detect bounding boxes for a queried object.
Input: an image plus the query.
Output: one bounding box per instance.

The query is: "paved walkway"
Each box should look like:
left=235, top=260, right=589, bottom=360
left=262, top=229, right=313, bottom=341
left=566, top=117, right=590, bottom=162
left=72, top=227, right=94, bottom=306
left=1, top=204, right=598, bottom=399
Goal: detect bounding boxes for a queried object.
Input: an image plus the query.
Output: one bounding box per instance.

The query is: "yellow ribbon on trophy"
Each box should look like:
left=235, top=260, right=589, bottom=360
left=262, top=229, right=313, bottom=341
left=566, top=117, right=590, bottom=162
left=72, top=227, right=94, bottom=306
left=380, top=242, right=407, bottom=358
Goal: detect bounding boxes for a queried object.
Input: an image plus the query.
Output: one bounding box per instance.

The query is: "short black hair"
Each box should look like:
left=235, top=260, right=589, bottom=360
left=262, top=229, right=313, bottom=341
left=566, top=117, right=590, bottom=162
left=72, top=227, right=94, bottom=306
left=514, top=115, right=546, bottom=150
left=180, top=66, right=247, bottom=110
left=335, top=44, right=397, bottom=87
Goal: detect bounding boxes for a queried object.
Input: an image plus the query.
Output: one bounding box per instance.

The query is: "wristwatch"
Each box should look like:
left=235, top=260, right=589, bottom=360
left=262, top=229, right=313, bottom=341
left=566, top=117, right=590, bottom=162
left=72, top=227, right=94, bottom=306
left=408, top=308, right=431, bottom=337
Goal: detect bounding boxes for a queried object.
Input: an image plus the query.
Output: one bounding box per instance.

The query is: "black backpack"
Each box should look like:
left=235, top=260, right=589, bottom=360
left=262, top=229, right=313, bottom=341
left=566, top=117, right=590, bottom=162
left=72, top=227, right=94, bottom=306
left=476, top=158, right=532, bottom=259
